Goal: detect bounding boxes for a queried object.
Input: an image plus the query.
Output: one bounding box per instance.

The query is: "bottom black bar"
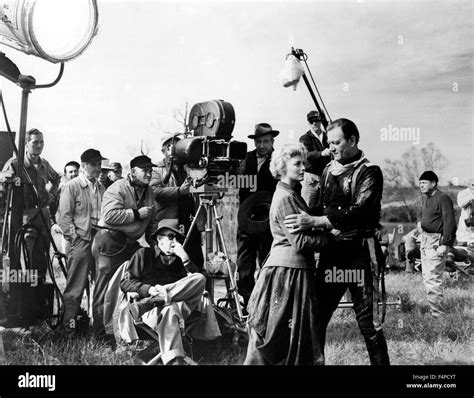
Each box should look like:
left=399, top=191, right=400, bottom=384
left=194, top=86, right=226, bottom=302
left=0, top=365, right=471, bottom=395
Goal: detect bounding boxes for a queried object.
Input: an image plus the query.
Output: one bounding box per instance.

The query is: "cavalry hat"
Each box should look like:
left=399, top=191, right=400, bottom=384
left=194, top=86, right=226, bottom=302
left=419, top=170, right=438, bottom=183
left=237, top=191, right=273, bottom=234
left=109, top=162, right=122, bottom=171
left=247, top=123, right=280, bottom=139
left=80, top=149, right=106, bottom=163
left=151, top=219, right=185, bottom=239
left=307, top=110, right=321, bottom=122
left=130, top=155, right=157, bottom=169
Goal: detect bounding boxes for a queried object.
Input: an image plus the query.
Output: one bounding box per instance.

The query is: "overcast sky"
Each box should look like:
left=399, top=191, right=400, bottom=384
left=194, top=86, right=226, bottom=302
left=1, top=0, right=472, bottom=184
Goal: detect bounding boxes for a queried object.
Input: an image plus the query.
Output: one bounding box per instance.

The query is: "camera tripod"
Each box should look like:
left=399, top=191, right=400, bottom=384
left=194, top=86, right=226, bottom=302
left=183, top=191, right=246, bottom=329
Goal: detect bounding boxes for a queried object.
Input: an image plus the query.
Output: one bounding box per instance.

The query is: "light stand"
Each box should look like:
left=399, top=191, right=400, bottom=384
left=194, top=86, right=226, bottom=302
left=0, top=53, right=67, bottom=327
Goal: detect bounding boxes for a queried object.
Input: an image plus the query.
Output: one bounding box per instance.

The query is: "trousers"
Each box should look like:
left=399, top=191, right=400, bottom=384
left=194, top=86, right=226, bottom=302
left=420, top=232, right=446, bottom=317
left=141, top=273, right=206, bottom=364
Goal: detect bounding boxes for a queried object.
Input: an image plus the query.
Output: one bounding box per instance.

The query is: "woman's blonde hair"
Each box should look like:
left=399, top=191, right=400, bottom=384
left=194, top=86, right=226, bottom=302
left=269, top=143, right=307, bottom=179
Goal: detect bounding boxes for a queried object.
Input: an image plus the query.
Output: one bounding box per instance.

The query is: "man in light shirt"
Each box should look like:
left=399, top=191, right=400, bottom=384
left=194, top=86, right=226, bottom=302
left=58, top=149, right=107, bottom=334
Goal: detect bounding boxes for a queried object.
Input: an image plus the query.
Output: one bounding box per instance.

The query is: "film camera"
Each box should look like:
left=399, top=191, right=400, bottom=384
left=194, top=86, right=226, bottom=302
left=172, top=100, right=247, bottom=189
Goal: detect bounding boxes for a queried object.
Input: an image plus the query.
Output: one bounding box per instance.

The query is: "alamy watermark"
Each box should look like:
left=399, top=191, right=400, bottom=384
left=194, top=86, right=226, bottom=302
left=0, top=268, right=38, bottom=287
left=380, top=124, right=420, bottom=145
left=324, top=266, right=365, bottom=287
left=216, top=172, right=256, bottom=192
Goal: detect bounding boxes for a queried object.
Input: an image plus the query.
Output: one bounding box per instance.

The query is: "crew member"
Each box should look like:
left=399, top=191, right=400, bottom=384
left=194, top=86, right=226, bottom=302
left=2, top=128, right=61, bottom=281
left=98, top=159, right=115, bottom=189
left=284, top=118, right=390, bottom=365
left=418, top=171, right=456, bottom=317
left=237, top=123, right=278, bottom=307
left=120, top=219, right=206, bottom=365
left=92, top=155, right=157, bottom=346
left=150, top=133, right=204, bottom=271
left=299, top=110, right=331, bottom=208
left=58, top=149, right=106, bottom=334
left=107, top=162, right=123, bottom=186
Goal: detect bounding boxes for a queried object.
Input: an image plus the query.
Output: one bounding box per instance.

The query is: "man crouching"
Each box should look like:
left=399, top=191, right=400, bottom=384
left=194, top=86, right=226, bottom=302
left=120, top=218, right=206, bottom=365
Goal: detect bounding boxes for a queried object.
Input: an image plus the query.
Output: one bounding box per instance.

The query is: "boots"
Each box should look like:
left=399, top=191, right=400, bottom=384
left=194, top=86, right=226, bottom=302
left=129, top=296, right=165, bottom=321
left=364, top=330, right=390, bottom=366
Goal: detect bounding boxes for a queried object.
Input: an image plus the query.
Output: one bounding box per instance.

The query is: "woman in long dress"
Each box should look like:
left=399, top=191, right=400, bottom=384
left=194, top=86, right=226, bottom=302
left=244, top=143, right=327, bottom=365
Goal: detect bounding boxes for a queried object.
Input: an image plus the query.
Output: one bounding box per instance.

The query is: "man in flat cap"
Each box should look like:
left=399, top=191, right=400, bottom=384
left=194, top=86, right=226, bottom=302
left=58, top=149, right=107, bottom=334
left=418, top=170, right=456, bottom=318
left=2, top=128, right=61, bottom=282
left=298, top=110, right=331, bottom=208
left=150, top=133, right=204, bottom=271
left=92, top=154, right=158, bottom=345
left=236, top=123, right=279, bottom=307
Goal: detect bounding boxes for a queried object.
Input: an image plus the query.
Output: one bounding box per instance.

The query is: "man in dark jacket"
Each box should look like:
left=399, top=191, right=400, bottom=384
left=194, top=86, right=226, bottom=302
left=299, top=110, right=331, bottom=208
left=418, top=170, right=456, bottom=317
left=284, top=118, right=390, bottom=366
left=237, top=123, right=278, bottom=306
left=120, top=218, right=205, bottom=365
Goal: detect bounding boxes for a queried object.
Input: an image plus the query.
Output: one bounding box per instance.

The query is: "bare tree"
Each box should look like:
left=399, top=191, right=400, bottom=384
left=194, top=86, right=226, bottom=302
left=399, top=142, right=449, bottom=187
left=172, top=101, right=190, bottom=133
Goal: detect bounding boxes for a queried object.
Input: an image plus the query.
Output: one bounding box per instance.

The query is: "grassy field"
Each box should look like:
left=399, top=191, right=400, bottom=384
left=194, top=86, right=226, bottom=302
left=1, top=268, right=471, bottom=366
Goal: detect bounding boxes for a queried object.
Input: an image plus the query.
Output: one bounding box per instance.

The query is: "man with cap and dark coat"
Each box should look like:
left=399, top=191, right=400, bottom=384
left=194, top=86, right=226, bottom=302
left=58, top=149, right=107, bottom=334
left=91, top=155, right=158, bottom=345
left=299, top=110, right=331, bottom=208
left=150, top=132, right=204, bottom=271
left=418, top=170, right=456, bottom=318
left=236, top=123, right=279, bottom=307
left=120, top=218, right=207, bottom=365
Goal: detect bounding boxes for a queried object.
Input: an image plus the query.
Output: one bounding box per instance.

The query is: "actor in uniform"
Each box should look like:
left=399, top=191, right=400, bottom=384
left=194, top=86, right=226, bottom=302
left=285, top=118, right=390, bottom=365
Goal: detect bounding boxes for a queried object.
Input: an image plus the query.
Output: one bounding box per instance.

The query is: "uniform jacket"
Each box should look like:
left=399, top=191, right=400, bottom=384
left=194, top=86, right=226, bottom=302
left=264, top=181, right=326, bottom=269
left=315, top=155, right=383, bottom=233
left=98, top=175, right=157, bottom=241
left=238, top=149, right=277, bottom=204
left=299, top=129, right=330, bottom=176
left=57, top=174, right=106, bottom=242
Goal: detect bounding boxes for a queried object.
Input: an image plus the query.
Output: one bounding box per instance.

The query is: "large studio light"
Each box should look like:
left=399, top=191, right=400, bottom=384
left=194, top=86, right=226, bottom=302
left=0, top=0, right=99, bottom=63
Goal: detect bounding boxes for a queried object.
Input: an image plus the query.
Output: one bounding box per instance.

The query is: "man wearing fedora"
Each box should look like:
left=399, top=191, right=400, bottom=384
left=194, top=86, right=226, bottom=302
left=236, top=123, right=279, bottom=307
left=92, top=154, right=158, bottom=345
left=58, top=148, right=107, bottom=334
left=299, top=110, right=331, bottom=209
left=150, top=132, right=205, bottom=271
left=120, top=218, right=209, bottom=365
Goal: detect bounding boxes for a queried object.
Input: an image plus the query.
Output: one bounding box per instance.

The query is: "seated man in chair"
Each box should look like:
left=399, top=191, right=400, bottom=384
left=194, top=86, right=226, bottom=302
left=120, top=218, right=208, bottom=365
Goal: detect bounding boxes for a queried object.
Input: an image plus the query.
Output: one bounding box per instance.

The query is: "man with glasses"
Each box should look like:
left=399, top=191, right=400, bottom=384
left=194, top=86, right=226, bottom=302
left=120, top=218, right=206, bottom=365
left=299, top=110, right=331, bottom=208
left=92, top=155, right=158, bottom=346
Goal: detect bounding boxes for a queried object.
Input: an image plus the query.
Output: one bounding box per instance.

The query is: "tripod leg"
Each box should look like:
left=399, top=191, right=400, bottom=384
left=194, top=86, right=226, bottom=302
left=212, top=206, right=244, bottom=321
left=183, top=203, right=204, bottom=249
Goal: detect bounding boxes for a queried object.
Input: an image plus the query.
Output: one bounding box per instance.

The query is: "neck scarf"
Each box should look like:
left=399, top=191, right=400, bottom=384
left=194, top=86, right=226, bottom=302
left=328, top=151, right=367, bottom=176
